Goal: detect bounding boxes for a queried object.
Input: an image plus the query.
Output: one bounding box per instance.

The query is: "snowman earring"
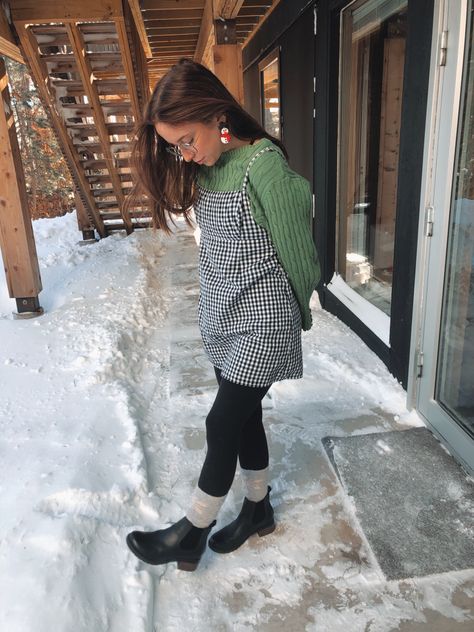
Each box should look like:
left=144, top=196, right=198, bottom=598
left=219, top=123, right=231, bottom=144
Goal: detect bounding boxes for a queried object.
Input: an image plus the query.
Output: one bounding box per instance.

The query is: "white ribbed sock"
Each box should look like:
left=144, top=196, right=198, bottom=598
left=185, top=486, right=227, bottom=528
left=241, top=466, right=269, bottom=502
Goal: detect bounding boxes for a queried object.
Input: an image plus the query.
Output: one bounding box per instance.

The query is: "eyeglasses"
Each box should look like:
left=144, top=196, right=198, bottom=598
left=165, top=139, right=198, bottom=158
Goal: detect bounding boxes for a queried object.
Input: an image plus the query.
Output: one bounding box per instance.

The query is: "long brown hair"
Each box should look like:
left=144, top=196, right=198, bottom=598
left=125, top=57, right=288, bottom=235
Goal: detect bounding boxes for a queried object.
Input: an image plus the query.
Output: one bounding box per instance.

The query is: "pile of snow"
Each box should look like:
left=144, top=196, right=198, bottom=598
left=1, top=211, right=470, bottom=632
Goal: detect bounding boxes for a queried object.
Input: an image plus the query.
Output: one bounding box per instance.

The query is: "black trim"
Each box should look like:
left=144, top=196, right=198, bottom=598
left=242, top=0, right=314, bottom=72
left=390, top=0, right=434, bottom=385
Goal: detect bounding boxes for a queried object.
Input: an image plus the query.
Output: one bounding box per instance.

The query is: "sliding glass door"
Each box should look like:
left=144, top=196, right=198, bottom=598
left=415, top=0, right=474, bottom=473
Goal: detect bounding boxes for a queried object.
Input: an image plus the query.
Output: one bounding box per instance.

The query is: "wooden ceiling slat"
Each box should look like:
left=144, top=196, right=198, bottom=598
left=10, top=0, right=123, bottom=23
left=143, top=9, right=203, bottom=20
left=37, top=35, right=119, bottom=46
left=148, top=35, right=197, bottom=42
left=143, top=19, right=202, bottom=28
left=146, top=27, right=201, bottom=34
left=127, top=0, right=152, bottom=58
left=41, top=52, right=122, bottom=62
left=150, top=50, right=195, bottom=56
left=141, top=0, right=205, bottom=9
left=150, top=43, right=195, bottom=50
left=31, top=24, right=118, bottom=35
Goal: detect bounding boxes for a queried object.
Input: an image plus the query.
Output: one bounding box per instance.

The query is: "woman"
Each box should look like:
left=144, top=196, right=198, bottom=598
left=125, top=58, right=320, bottom=571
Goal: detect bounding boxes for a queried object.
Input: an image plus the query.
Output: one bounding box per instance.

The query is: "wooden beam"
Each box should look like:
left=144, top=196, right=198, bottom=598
left=0, top=4, right=23, bottom=63
left=0, top=57, right=42, bottom=309
left=194, top=0, right=213, bottom=64
left=212, top=43, right=243, bottom=103
left=14, top=24, right=106, bottom=236
left=213, top=0, right=245, bottom=20
left=66, top=23, right=132, bottom=234
left=9, top=0, right=123, bottom=23
left=115, top=17, right=141, bottom=122
left=127, top=0, right=152, bottom=59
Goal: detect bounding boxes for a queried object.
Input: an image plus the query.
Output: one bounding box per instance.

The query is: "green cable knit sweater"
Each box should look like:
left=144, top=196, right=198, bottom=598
left=196, top=138, right=321, bottom=331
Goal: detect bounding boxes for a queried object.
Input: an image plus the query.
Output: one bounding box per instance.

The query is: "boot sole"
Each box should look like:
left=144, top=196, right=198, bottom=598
left=208, top=521, right=276, bottom=554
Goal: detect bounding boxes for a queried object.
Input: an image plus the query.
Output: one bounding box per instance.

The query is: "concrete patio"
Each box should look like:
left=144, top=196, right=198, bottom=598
left=132, top=220, right=474, bottom=631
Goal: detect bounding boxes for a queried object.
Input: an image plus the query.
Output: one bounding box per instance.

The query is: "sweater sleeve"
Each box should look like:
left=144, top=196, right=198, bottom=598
left=246, top=149, right=321, bottom=331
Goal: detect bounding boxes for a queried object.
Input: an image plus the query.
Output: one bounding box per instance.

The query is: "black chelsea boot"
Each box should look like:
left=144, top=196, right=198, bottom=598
left=208, top=485, right=275, bottom=554
left=126, top=516, right=216, bottom=571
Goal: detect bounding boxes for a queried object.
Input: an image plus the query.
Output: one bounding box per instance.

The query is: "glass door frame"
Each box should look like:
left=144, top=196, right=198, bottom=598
left=407, top=0, right=474, bottom=475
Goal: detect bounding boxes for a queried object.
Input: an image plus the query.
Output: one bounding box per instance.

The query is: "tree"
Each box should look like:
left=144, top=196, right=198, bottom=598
left=4, top=56, right=74, bottom=216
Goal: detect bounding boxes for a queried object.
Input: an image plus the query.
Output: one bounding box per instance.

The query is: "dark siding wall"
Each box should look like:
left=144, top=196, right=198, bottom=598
left=242, top=1, right=315, bottom=183
left=242, top=62, right=260, bottom=122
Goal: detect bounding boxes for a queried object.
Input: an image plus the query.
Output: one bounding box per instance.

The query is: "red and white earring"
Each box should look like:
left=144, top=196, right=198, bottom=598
left=220, top=123, right=231, bottom=144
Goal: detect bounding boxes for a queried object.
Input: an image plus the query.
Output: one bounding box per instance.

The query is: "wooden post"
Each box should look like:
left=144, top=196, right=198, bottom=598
left=0, top=56, right=43, bottom=318
left=213, top=43, right=243, bottom=104
left=74, top=192, right=97, bottom=243
left=212, top=18, right=243, bottom=104
left=195, top=4, right=244, bottom=104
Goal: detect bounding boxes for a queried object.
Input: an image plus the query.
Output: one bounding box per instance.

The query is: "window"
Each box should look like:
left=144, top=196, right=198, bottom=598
left=259, top=48, right=281, bottom=139
left=337, top=0, right=408, bottom=315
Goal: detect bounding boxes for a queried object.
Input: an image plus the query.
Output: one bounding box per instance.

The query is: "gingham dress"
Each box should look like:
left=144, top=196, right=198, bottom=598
left=194, top=145, right=303, bottom=387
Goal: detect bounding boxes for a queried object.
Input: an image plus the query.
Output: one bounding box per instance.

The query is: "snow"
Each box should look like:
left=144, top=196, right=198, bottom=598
left=0, top=210, right=472, bottom=631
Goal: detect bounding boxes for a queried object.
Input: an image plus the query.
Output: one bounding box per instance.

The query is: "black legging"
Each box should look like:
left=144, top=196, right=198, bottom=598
left=197, top=366, right=271, bottom=497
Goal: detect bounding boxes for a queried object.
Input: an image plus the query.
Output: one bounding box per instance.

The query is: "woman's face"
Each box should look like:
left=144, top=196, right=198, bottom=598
left=155, top=115, right=227, bottom=167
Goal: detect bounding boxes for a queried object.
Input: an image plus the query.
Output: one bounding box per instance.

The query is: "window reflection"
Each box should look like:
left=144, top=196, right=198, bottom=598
left=260, top=55, right=280, bottom=139
left=337, top=0, right=408, bottom=315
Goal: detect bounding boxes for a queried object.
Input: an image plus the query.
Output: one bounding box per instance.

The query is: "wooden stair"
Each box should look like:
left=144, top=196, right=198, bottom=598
left=10, top=1, right=152, bottom=238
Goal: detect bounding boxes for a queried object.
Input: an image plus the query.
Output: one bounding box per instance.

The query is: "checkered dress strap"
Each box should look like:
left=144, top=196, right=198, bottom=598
left=242, top=145, right=279, bottom=191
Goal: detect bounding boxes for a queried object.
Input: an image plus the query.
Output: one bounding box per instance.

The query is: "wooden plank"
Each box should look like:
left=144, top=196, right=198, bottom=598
left=66, top=23, right=132, bottom=234
left=127, top=0, right=152, bottom=59
left=194, top=0, right=213, bottom=63
left=41, top=53, right=122, bottom=63
left=14, top=24, right=106, bottom=236
left=9, top=0, right=123, bottom=23
left=213, top=0, right=245, bottom=20
left=115, top=17, right=141, bottom=122
left=212, top=44, right=243, bottom=103
left=143, top=9, right=203, bottom=21
left=150, top=48, right=195, bottom=54
left=0, top=57, right=42, bottom=300
left=148, top=35, right=197, bottom=42
left=0, top=5, right=23, bottom=63
left=144, top=18, right=202, bottom=28
left=123, top=0, right=151, bottom=109
left=74, top=192, right=94, bottom=232
left=142, top=0, right=205, bottom=9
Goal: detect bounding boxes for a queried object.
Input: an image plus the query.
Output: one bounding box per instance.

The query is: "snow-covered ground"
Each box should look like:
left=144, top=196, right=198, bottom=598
left=0, top=211, right=472, bottom=631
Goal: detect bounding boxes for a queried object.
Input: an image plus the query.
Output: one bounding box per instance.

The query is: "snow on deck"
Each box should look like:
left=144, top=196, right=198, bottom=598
left=0, top=211, right=472, bottom=631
